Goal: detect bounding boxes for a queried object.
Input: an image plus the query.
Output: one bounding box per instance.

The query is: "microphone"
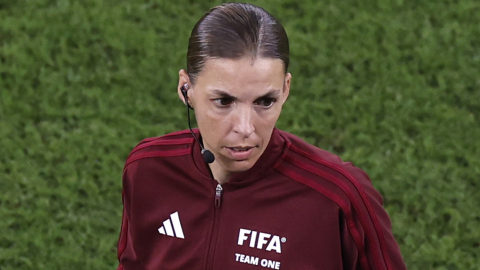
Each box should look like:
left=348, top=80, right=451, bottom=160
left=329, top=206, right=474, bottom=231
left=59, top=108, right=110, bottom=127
left=201, top=148, right=215, bottom=164
left=181, top=84, right=215, bottom=164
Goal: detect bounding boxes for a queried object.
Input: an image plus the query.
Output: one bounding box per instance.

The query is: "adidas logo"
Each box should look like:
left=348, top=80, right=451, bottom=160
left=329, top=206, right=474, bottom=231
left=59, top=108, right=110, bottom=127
left=158, top=212, right=185, bottom=239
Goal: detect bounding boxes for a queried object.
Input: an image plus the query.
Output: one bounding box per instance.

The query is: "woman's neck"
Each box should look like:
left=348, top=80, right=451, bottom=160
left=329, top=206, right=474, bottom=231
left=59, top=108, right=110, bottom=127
left=209, top=162, right=231, bottom=185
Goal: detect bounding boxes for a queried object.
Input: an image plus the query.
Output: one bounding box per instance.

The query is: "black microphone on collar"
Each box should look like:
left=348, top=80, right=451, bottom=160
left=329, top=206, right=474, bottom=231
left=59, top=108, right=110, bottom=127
left=181, top=84, right=215, bottom=164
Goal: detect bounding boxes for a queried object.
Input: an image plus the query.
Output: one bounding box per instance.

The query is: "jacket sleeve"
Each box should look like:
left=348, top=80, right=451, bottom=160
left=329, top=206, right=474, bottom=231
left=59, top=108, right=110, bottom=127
left=116, top=195, right=128, bottom=270
left=340, top=166, right=407, bottom=270
left=116, top=167, right=142, bottom=270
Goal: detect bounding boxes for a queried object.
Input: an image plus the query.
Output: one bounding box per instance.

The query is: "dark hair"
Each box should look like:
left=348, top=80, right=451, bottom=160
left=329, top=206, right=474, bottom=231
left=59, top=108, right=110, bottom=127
left=187, top=3, right=289, bottom=84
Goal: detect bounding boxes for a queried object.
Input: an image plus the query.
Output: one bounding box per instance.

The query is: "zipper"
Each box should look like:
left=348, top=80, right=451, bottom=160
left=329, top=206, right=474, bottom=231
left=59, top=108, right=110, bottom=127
left=205, top=183, right=223, bottom=270
left=215, top=183, right=223, bottom=208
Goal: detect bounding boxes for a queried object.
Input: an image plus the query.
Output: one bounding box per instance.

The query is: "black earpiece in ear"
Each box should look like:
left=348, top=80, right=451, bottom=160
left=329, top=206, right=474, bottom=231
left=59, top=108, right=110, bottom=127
left=181, top=84, right=193, bottom=110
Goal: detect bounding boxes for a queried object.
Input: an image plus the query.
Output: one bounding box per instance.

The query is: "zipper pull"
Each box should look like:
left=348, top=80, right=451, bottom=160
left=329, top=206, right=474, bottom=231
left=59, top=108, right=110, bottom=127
left=215, top=183, right=223, bottom=208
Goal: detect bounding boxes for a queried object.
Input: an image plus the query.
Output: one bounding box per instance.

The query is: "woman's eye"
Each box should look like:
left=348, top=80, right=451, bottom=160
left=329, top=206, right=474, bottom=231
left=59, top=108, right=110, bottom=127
left=255, top=98, right=276, bottom=108
left=213, top=97, right=233, bottom=107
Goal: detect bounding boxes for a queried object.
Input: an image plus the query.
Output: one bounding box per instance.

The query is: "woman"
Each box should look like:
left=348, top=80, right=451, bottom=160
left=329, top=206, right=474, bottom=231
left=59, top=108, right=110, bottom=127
left=117, top=3, right=406, bottom=269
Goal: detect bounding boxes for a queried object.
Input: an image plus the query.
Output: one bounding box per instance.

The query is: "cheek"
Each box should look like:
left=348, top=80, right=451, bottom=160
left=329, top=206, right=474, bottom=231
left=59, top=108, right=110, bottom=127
left=195, top=109, right=230, bottom=143
left=199, top=108, right=229, bottom=127
left=257, top=108, right=282, bottom=127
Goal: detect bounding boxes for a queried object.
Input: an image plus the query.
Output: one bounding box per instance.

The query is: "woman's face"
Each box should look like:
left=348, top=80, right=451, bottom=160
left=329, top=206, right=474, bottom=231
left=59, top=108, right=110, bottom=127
left=179, top=57, right=291, bottom=181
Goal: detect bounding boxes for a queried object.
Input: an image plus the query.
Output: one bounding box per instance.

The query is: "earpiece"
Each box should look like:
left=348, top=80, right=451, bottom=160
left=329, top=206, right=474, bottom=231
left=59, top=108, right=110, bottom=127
left=181, top=83, right=188, bottom=98
left=180, top=84, right=193, bottom=110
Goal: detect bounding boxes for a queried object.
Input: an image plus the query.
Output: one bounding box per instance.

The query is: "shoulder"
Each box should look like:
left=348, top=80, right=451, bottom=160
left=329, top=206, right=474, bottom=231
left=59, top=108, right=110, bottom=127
left=124, top=129, right=195, bottom=169
left=275, top=130, right=405, bottom=269
left=275, top=129, right=383, bottom=204
left=277, top=129, right=353, bottom=168
left=275, top=130, right=394, bottom=262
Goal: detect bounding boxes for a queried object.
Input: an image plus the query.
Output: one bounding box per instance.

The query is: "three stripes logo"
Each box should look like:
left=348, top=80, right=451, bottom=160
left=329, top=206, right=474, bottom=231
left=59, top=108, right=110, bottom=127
left=158, top=212, right=185, bottom=239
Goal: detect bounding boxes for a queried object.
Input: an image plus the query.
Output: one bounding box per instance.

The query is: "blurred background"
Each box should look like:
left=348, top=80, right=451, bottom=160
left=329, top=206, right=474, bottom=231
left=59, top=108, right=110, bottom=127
left=1, top=0, right=479, bottom=269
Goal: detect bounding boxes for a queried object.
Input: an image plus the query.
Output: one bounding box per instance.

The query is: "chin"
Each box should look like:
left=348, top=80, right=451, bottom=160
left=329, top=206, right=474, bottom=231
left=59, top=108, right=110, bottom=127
left=228, top=160, right=256, bottom=172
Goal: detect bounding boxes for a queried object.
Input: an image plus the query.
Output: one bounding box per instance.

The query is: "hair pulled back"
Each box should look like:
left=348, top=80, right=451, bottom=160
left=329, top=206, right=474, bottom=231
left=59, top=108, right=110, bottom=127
left=187, top=3, right=289, bottom=84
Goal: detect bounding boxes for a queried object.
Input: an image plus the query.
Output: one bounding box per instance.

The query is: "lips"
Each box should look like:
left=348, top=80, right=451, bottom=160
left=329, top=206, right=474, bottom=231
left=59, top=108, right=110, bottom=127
left=225, top=146, right=257, bottom=160
left=229, top=147, right=253, bottom=152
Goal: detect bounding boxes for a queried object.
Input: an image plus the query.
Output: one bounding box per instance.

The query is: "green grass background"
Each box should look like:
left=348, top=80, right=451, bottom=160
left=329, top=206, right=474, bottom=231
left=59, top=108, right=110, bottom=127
left=1, top=0, right=479, bottom=269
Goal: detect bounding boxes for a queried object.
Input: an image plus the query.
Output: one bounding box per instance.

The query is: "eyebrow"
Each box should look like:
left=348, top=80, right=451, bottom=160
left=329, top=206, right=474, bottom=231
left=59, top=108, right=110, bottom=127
left=210, top=89, right=281, bottom=99
left=211, top=90, right=234, bottom=98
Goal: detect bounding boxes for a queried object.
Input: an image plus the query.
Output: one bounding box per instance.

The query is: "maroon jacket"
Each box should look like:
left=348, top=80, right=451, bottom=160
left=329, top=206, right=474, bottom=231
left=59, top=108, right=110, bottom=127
left=117, top=128, right=406, bottom=270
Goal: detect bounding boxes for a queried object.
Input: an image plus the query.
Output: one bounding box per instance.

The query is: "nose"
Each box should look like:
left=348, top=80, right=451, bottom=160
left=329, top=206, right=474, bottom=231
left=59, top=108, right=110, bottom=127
left=232, top=106, right=255, bottom=138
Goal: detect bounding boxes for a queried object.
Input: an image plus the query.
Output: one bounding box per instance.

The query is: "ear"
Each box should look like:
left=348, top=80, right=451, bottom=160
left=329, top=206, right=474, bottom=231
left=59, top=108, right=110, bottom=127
left=281, top=72, right=292, bottom=104
left=178, top=69, right=192, bottom=106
